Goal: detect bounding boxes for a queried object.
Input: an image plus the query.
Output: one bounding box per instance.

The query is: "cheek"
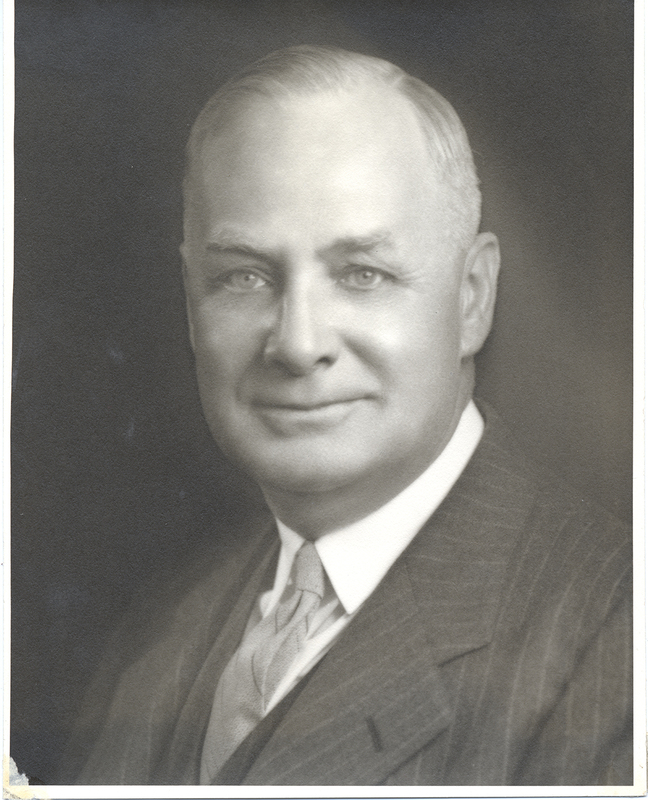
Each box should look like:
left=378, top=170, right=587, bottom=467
left=191, top=301, right=263, bottom=377
left=368, top=302, right=462, bottom=386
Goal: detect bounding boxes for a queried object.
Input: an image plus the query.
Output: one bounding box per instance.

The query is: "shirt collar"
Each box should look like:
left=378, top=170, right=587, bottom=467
left=275, top=400, right=484, bottom=615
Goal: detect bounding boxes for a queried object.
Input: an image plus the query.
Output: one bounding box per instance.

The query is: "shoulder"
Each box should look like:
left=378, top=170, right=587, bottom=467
left=112, top=508, right=277, bottom=668
left=470, top=401, right=631, bottom=640
left=428, top=403, right=632, bottom=783
left=473, top=399, right=630, bottom=544
left=427, top=401, right=632, bottom=647
left=58, top=509, right=276, bottom=783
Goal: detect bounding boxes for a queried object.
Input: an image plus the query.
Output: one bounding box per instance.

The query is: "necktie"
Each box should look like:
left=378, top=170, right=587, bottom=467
left=200, top=541, right=325, bottom=784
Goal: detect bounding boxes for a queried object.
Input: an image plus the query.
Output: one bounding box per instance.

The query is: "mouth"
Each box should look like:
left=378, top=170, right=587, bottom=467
left=255, top=399, right=357, bottom=411
left=251, top=397, right=366, bottom=430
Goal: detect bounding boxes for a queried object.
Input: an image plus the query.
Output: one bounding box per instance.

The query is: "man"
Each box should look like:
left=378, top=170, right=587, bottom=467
left=62, top=45, right=632, bottom=786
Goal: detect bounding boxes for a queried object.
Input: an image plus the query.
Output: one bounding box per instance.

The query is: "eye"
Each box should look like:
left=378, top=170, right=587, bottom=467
left=221, top=269, right=271, bottom=292
left=340, top=267, right=386, bottom=290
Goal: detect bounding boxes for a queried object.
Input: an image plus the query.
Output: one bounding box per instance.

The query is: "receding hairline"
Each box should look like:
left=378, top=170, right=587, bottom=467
left=183, top=45, right=482, bottom=251
left=187, top=46, right=473, bottom=170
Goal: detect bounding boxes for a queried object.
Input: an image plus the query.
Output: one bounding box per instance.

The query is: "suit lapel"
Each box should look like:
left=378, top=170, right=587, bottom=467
left=162, top=520, right=279, bottom=783
left=242, top=559, right=450, bottom=785
left=244, top=412, right=538, bottom=785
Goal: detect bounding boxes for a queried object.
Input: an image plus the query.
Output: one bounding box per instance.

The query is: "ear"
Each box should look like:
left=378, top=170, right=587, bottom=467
left=459, top=232, right=500, bottom=358
left=180, top=242, right=196, bottom=353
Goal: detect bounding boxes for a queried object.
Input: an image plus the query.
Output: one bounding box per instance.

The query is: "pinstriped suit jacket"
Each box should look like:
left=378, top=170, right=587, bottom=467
left=63, top=409, right=633, bottom=786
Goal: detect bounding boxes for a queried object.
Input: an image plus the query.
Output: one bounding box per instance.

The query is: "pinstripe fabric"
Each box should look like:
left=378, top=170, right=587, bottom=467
left=63, top=407, right=633, bottom=786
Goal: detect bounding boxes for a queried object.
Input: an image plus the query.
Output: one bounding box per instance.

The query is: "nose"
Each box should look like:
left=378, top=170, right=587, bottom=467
left=263, top=282, right=340, bottom=375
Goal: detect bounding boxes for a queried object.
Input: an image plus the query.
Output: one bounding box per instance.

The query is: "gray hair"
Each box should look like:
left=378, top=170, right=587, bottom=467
left=184, top=45, right=481, bottom=253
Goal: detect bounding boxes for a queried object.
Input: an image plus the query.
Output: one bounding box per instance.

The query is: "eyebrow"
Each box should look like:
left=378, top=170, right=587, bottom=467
left=324, top=231, right=394, bottom=257
left=205, top=231, right=270, bottom=258
left=205, top=229, right=395, bottom=260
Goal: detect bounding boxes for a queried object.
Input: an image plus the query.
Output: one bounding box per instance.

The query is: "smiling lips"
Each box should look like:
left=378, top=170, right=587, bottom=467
left=255, top=399, right=359, bottom=411
left=252, top=397, right=368, bottom=429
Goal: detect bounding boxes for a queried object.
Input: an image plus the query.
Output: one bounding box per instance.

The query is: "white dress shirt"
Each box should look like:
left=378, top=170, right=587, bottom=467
left=246, top=400, right=484, bottom=715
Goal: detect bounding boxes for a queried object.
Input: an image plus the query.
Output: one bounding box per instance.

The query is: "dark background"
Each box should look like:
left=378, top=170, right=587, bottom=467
left=12, top=0, right=633, bottom=784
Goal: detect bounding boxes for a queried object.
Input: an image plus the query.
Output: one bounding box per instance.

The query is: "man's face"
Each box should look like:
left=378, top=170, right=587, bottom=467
left=182, top=87, right=485, bottom=518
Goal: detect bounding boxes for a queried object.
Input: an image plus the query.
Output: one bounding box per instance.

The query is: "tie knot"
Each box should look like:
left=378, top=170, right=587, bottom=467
left=293, top=542, right=325, bottom=598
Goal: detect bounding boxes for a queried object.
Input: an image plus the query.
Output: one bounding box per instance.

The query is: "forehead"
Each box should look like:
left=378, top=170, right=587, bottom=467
left=193, top=85, right=437, bottom=196
left=186, top=90, right=455, bottom=255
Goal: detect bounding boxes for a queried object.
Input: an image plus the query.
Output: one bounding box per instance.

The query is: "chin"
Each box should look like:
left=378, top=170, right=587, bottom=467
left=234, top=444, right=368, bottom=497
